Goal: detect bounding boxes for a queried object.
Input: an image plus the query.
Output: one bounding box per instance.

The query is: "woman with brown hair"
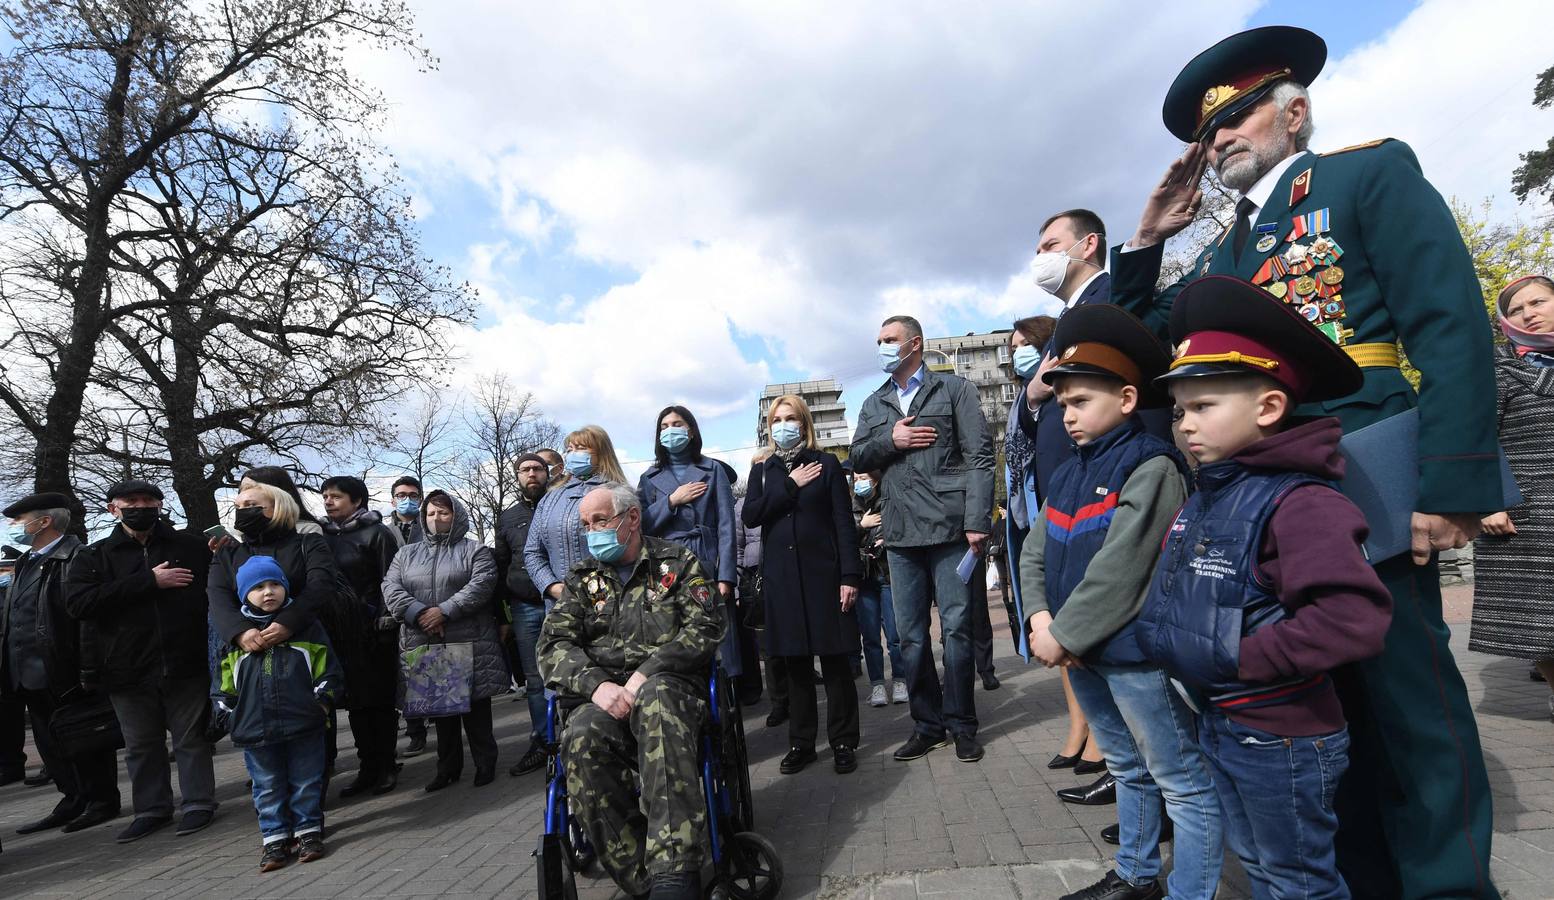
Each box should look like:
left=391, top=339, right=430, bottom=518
left=742, top=395, right=862, bottom=775
left=523, top=425, right=629, bottom=606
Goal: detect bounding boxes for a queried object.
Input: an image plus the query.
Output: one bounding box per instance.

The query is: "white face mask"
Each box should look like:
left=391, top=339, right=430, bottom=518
left=1028, top=233, right=1097, bottom=294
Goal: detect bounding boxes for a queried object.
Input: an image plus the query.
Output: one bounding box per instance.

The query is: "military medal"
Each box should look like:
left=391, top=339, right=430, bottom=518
left=1321, top=296, right=1346, bottom=320
left=1292, top=275, right=1318, bottom=297
left=1318, top=322, right=1355, bottom=345
left=1299, top=302, right=1321, bottom=323
left=1255, top=234, right=1277, bottom=253
left=1289, top=168, right=1312, bottom=208
left=1286, top=207, right=1330, bottom=242
left=1265, top=281, right=1288, bottom=299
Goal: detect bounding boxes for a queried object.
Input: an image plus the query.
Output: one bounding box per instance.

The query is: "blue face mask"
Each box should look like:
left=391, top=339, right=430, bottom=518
left=771, top=421, right=803, bottom=449
left=853, top=480, right=874, bottom=498
left=586, top=528, right=626, bottom=563
left=395, top=498, right=420, bottom=517
left=1012, top=344, right=1043, bottom=380
left=564, top=450, right=594, bottom=478
left=659, top=426, right=691, bottom=454
left=6, top=521, right=35, bottom=548
left=0, top=572, right=11, bottom=589
left=877, top=341, right=902, bottom=373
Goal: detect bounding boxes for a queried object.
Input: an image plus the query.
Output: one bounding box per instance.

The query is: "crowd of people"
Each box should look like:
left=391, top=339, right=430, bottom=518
left=2, top=21, right=1553, bottom=900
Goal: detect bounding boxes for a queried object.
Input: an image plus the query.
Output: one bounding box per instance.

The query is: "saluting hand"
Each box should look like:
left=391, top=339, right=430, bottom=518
left=1131, top=142, right=1209, bottom=248
left=892, top=415, right=937, bottom=450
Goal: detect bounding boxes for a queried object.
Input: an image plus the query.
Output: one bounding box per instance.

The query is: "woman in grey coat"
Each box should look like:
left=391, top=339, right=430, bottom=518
left=382, top=490, right=507, bottom=790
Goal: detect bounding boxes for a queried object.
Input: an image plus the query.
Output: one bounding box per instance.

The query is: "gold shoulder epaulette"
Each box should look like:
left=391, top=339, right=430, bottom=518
left=1322, top=138, right=1391, bottom=156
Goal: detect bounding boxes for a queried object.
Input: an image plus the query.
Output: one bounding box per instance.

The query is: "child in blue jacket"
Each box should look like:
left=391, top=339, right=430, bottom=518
left=216, top=556, right=341, bottom=871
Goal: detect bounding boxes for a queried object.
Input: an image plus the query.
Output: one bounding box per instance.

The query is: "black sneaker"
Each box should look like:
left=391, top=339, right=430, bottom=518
left=115, top=815, right=173, bottom=843
left=892, top=733, right=950, bottom=761
left=298, top=834, right=326, bottom=863
left=1058, top=870, right=1162, bottom=900
left=779, top=746, right=817, bottom=774
left=509, top=744, right=546, bottom=777
left=833, top=746, right=857, bottom=774
left=175, top=809, right=215, bottom=836
left=259, top=840, right=291, bottom=872
left=981, top=671, right=1001, bottom=691
left=954, top=734, right=984, bottom=762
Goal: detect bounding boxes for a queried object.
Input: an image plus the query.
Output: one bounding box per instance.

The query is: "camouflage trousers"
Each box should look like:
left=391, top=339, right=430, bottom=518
left=563, top=672, right=707, bottom=896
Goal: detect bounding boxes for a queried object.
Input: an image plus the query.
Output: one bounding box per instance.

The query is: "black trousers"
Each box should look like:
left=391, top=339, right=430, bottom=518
left=967, top=558, right=995, bottom=676
left=784, top=654, right=859, bottom=751
left=434, top=697, right=496, bottom=777
left=18, top=688, right=119, bottom=814
left=0, top=692, right=26, bottom=776
left=347, top=635, right=401, bottom=775
left=734, top=598, right=763, bottom=702
left=765, top=655, right=789, bottom=709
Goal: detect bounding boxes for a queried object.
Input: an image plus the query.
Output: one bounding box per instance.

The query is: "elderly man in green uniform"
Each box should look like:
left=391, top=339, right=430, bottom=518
left=1109, top=25, right=1500, bottom=899
left=537, top=482, right=725, bottom=900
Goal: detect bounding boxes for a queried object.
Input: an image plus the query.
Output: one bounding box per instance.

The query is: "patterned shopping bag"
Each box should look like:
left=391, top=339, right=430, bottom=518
left=401, top=641, right=474, bottom=718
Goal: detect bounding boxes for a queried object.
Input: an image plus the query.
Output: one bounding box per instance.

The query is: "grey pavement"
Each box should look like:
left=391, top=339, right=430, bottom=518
left=1, top=584, right=1551, bottom=898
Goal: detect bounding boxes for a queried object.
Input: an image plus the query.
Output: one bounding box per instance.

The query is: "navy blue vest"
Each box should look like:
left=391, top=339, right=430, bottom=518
left=1044, top=419, right=1187, bottom=666
left=1135, top=460, right=1332, bottom=709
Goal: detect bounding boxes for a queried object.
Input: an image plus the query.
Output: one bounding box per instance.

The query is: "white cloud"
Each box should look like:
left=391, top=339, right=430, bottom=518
left=354, top=0, right=1554, bottom=455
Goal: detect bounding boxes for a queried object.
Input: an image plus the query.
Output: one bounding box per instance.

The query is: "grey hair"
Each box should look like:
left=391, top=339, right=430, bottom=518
left=1268, top=80, right=1314, bottom=150
left=33, top=507, right=71, bottom=534
left=590, top=482, right=642, bottom=517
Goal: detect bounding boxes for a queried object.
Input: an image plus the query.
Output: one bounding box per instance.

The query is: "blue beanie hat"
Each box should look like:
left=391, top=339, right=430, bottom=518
left=236, top=556, right=290, bottom=608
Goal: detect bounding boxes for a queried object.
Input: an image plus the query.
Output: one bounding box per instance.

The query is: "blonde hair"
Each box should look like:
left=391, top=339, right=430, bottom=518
left=563, top=425, right=628, bottom=484
left=237, top=482, right=299, bottom=532
left=765, top=394, right=819, bottom=451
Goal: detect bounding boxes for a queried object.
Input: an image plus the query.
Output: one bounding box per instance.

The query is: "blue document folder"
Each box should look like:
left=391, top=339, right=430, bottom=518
left=1336, top=408, right=1521, bottom=563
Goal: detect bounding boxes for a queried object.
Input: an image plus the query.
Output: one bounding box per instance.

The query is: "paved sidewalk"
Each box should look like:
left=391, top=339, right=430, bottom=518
left=0, top=585, right=1550, bottom=898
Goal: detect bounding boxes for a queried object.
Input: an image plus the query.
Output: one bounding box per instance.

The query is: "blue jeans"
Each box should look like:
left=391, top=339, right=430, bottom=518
left=1068, top=664, right=1223, bottom=899
left=888, top=543, right=977, bottom=739
left=243, top=732, right=326, bottom=844
left=1199, top=714, right=1351, bottom=900
left=511, top=600, right=547, bottom=743
left=856, top=581, right=903, bottom=684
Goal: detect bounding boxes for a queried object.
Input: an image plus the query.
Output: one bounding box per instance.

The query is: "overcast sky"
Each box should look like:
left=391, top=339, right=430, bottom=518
left=350, top=0, right=1554, bottom=483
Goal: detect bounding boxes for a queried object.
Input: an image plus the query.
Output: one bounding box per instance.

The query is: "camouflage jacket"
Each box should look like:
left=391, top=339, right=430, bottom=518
left=537, top=535, right=725, bottom=699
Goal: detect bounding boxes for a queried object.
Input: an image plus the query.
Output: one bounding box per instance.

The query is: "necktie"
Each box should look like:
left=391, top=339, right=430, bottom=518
left=1230, top=197, right=1257, bottom=266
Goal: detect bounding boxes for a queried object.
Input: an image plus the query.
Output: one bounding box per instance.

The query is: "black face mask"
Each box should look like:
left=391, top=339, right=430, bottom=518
left=119, top=507, right=161, bottom=532
left=234, top=506, right=272, bottom=538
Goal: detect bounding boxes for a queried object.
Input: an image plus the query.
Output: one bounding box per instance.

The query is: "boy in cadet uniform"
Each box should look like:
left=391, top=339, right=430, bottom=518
left=1020, top=304, right=1221, bottom=900
left=1135, top=275, right=1393, bottom=899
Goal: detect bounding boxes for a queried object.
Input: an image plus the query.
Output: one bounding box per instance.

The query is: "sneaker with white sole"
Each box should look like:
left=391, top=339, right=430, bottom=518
left=892, top=680, right=909, bottom=704
left=869, top=684, right=887, bottom=707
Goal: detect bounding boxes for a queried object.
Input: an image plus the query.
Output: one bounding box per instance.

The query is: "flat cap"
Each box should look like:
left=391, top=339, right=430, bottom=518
left=106, top=479, right=164, bottom=502
left=3, top=492, right=72, bottom=519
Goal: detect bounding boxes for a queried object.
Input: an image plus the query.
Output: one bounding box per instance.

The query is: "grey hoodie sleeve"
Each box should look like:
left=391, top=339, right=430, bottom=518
left=1048, top=456, right=1187, bottom=657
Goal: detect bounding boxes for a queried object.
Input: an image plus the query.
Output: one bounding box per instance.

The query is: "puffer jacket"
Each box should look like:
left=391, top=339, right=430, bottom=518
left=381, top=491, right=509, bottom=700
left=215, top=612, right=342, bottom=749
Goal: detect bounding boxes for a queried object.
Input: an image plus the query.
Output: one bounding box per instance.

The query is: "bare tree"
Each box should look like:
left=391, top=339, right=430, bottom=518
left=368, top=384, right=463, bottom=489
left=452, top=375, right=562, bottom=544
left=0, top=0, right=435, bottom=529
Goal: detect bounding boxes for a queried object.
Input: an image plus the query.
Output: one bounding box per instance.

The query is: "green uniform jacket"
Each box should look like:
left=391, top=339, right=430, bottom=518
left=1110, top=139, right=1501, bottom=514
left=537, top=535, right=725, bottom=699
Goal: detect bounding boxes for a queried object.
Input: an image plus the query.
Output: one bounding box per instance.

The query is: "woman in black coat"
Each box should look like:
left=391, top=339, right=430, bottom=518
left=742, top=394, right=862, bottom=776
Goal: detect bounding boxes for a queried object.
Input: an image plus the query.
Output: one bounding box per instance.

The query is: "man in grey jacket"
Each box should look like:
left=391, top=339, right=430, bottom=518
left=851, top=315, right=994, bottom=764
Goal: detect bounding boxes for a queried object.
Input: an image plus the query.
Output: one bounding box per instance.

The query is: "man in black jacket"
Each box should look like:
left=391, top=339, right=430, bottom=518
left=494, top=453, right=549, bottom=776
left=65, top=479, right=215, bottom=843
left=2, top=492, right=121, bottom=836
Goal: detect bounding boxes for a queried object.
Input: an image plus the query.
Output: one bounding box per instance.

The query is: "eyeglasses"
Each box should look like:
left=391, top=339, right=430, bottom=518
left=582, top=510, right=627, bottom=533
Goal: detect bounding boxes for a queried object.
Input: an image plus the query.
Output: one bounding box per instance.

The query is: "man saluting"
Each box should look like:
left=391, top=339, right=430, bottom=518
left=1110, top=25, right=1501, bottom=900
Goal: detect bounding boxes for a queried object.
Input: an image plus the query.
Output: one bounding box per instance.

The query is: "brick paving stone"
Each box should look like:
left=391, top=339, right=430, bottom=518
left=0, top=585, right=1549, bottom=898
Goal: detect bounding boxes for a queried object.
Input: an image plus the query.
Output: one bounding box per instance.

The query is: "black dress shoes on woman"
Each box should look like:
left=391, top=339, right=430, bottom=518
left=1057, top=773, right=1117, bottom=806
left=779, top=747, right=817, bottom=775
left=424, top=772, right=460, bottom=792
left=1047, top=752, right=1080, bottom=770
left=1072, top=758, right=1108, bottom=776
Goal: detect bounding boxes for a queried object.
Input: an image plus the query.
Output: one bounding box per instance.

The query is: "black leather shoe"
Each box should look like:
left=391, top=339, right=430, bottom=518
left=833, top=746, right=857, bottom=774
left=424, top=772, right=460, bottom=792
left=1058, top=869, right=1162, bottom=900
left=954, top=734, right=984, bottom=763
left=981, top=671, right=1001, bottom=691
left=1047, top=752, right=1080, bottom=770
left=115, top=815, right=172, bottom=843
left=1057, top=773, right=1117, bottom=806
left=62, top=805, right=120, bottom=833
left=472, top=768, right=495, bottom=787
left=23, top=768, right=52, bottom=787
left=765, top=706, right=789, bottom=728
left=509, top=744, right=546, bottom=777
left=893, top=732, right=950, bottom=761
left=1073, top=758, right=1108, bottom=776
left=339, top=769, right=378, bottom=798
left=372, top=765, right=400, bottom=795
left=402, top=734, right=427, bottom=756
left=175, top=809, right=215, bottom=836
left=779, top=746, right=817, bottom=774
left=16, top=808, right=79, bottom=834
left=1100, top=817, right=1172, bottom=846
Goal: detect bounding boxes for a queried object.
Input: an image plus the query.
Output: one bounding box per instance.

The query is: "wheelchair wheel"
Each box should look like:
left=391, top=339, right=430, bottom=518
left=535, top=832, right=580, bottom=900
left=707, top=831, right=782, bottom=900
left=565, top=811, right=595, bottom=872
left=716, top=673, right=756, bottom=831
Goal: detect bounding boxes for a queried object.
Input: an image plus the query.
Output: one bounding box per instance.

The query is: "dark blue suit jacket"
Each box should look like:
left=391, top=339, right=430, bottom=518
left=1015, top=273, right=1173, bottom=505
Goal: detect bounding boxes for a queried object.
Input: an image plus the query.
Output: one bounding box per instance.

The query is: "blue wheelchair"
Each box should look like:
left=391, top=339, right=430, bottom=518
left=534, top=665, right=782, bottom=900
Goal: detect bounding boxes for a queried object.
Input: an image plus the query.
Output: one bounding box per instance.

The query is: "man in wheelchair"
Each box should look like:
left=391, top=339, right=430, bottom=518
left=537, top=483, right=725, bottom=900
